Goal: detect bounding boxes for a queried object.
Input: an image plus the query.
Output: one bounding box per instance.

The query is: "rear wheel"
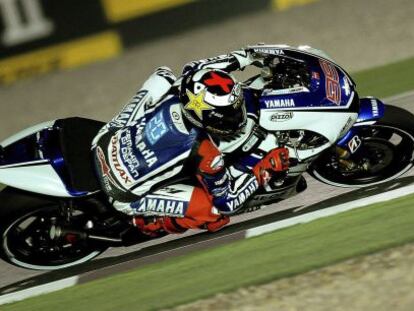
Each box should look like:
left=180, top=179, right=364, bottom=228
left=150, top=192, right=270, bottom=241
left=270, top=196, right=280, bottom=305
left=309, top=105, right=414, bottom=187
left=0, top=187, right=108, bottom=270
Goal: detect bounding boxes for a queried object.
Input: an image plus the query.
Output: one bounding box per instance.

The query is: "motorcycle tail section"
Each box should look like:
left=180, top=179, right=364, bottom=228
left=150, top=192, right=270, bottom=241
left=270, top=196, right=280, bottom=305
left=0, top=117, right=104, bottom=197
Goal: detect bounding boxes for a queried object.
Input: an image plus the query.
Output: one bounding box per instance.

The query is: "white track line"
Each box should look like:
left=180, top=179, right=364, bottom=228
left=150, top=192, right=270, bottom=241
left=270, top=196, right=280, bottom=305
left=385, top=89, right=414, bottom=102
left=0, top=276, right=79, bottom=305
left=246, top=184, right=414, bottom=238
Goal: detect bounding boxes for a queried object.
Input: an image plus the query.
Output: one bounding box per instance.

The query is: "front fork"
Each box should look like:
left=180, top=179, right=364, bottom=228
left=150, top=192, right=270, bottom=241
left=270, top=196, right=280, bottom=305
left=333, top=97, right=386, bottom=173
left=334, top=145, right=370, bottom=173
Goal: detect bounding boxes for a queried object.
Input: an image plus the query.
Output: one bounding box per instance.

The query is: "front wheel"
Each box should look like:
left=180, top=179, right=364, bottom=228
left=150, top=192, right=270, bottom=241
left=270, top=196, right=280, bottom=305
left=0, top=187, right=108, bottom=270
left=309, top=105, right=414, bottom=187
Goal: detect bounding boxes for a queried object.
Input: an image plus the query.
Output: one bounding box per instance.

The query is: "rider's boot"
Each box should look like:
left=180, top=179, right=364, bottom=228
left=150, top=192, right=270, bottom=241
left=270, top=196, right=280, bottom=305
left=132, top=216, right=187, bottom=237
left=133, top=213, right=230, bottom=236
left=132, top=187, right=231, bottom=236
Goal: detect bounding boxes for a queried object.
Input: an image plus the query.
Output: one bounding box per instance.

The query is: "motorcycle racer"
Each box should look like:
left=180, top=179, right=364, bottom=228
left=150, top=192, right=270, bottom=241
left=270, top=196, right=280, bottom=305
left=92, top=49, right=289, bottom=236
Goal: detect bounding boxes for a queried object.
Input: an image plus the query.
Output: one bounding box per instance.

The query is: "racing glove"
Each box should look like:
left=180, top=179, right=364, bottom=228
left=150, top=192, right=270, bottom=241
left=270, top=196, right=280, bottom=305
left=182, top=48, right=264, bottom=76
left=253, top=148, right=289, bottom=186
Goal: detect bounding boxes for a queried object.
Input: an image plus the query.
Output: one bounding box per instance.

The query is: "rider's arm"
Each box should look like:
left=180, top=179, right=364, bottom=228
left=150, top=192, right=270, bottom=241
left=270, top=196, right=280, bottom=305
left=195, top=138, right=259, bottom=215
left=92, top=67, right=176, bottom=146
left=195, top=138, right=289, bottom=215
left=182, top=49, right=261, bottom=75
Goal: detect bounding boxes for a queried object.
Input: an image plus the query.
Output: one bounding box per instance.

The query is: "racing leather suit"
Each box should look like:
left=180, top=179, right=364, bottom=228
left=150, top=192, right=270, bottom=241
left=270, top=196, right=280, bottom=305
left=92, top=50, right=283, bottom=233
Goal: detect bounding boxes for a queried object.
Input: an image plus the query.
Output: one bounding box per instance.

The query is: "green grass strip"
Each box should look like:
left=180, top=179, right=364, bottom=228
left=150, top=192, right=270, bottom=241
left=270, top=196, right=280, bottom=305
left=353, top=56, right=414, bottom=98
left=4, top=193, right=414, bottom=311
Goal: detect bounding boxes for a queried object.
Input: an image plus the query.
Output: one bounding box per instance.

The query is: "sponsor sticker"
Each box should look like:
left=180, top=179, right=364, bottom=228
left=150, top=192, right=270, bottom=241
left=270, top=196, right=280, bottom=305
left=96, top=146, right=123, bottom=192
left=109, top=91, right=148, bottom=128
left=270, top=111, right=293, bottom=122
left=110, top=135, right=133, bottom=185
left=184, top=89, right=214, bottom=120
left=264, top=98, right=296, bottom=109
left=253, top=48, right=285, bottom=55
left=119, top=130, right=140, bottom=179
left=371, top=99, right=379, bottom=117
left=262, top=87, right=310, bottom=96
left=348, top=135, right=362, bottom=153
left=225, top=179, right=259, bottom=211
left=132, top=197, right=189, bottom=217
left=134, top=132, right=158, bottom=168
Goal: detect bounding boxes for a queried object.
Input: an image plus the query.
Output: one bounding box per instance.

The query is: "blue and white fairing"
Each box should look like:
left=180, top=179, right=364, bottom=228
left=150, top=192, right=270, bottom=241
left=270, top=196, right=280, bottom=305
left=336, top=97, right=386, bottom=154
left=253, top=45, right=357, bottom=108
left=355, top=97, right=386, bottom=124
left=249, top=45, right=360, bottom=159
left=0, top=121, right=89, bottom=197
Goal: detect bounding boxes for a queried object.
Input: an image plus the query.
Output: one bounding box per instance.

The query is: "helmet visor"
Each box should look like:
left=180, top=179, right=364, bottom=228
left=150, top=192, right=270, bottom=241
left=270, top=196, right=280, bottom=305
left=204, top=101, right=247, bottom=137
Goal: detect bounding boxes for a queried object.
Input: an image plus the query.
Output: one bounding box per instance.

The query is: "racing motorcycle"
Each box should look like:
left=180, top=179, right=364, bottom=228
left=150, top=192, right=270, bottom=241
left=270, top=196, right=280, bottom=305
left=1, top=45, right=413, bottom=270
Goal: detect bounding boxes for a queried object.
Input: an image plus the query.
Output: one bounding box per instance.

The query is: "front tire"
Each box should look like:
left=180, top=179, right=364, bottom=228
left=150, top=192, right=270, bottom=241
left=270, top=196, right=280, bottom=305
left=309, top=105, right=414, bottom=187
left=0, top=187, right=107, bottom=270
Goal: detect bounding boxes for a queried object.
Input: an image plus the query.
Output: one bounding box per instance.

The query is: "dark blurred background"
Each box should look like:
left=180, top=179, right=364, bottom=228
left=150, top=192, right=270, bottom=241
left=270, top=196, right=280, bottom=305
left=0, top=0, right=414, bottom=139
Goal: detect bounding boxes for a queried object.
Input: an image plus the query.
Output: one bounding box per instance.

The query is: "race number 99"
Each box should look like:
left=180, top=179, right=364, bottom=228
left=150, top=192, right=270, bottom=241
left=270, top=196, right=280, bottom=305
left=320, top=60, right=341, bottom=105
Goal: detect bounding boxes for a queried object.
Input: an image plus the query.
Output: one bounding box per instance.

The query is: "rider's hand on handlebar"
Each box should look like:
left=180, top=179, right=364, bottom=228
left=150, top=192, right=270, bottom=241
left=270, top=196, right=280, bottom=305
left=253, top=148, right=290, bottom=186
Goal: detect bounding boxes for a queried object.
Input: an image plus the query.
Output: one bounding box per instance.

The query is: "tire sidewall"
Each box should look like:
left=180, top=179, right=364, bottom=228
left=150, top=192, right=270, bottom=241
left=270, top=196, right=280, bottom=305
left=0, top=187, right=106, bottom=270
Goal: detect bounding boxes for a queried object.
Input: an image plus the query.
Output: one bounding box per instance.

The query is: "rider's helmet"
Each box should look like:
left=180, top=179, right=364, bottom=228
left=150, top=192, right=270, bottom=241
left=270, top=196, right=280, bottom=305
left=180, top=69, right=247, bottom=137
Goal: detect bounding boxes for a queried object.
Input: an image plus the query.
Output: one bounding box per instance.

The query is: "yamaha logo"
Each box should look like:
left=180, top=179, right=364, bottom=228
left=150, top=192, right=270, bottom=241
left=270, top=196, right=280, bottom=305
left=270, top=112, right=293, bottom=122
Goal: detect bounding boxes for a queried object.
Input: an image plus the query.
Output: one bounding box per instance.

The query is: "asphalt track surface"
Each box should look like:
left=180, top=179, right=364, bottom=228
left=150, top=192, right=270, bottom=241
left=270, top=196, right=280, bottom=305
left=0, top=92, right=413, bottom=296
left=1, top=0, right=414, bottom=297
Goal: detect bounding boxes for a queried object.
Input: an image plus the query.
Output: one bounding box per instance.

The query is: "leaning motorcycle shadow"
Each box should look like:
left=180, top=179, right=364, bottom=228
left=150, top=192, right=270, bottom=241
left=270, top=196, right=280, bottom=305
left=2, top=175, right=414, bottom=295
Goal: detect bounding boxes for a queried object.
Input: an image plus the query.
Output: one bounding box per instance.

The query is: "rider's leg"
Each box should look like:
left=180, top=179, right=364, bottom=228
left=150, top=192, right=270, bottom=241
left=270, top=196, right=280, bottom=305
left=113, top=184, right=229, bottom=235
left=172, top=187, right=229, bottom=232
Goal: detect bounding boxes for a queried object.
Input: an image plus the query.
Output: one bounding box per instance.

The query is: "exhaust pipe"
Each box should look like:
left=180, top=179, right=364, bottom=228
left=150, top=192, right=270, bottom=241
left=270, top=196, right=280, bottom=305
left=49, top=225, right=124, bottom=246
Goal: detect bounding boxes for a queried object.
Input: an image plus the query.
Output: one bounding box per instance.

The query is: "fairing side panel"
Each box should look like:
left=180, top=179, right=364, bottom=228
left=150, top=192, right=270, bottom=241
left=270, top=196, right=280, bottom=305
left=259, top=110, right=358, bottom=144
left=0, top=119, right=89, bottom=197
left=0, top=163, right=73, bottom=197
left=356, top=97, right=385, bottom=123
left=336, top=97, right=386, bottom=151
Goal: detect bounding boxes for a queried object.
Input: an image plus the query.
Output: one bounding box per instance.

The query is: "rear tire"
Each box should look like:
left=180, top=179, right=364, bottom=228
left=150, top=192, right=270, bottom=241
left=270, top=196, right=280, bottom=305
left=0, top=187, right=107, bottom=270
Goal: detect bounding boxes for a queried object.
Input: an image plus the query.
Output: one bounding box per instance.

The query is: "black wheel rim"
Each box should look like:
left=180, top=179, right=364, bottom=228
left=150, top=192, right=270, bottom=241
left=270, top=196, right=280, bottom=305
left=2, top=204, right=101, bottom=269
left=314, top=125, right=414, bottom=186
